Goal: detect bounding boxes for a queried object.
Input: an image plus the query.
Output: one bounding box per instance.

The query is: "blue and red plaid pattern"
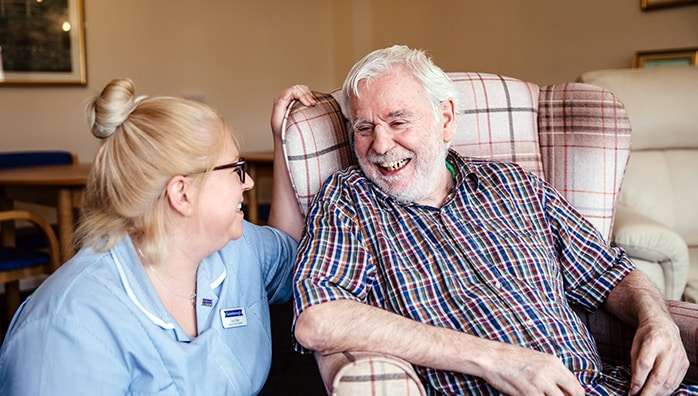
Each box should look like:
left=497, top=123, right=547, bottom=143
left=293, top=151, right=640, bottom=394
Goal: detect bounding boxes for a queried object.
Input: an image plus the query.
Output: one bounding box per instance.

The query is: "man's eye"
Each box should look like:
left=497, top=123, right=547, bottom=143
left=391, top=121, right=408, bottom=130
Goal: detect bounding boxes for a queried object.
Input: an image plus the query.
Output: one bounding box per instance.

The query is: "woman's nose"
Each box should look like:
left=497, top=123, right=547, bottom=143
left=243, top=172, right=255, bottom=191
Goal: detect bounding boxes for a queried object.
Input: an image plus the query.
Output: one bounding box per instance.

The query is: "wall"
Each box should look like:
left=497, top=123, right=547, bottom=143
left=1, top=0, right=697, bottom=163
left=362, top=0, right=698, bottom=86
left=0, top=0, right=335, bottom=162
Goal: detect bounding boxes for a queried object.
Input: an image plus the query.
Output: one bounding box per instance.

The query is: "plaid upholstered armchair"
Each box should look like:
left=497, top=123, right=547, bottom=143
left=281, top=72, right=698, bottom=394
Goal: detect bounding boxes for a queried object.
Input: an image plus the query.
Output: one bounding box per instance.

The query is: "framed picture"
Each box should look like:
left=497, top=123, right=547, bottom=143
left=641, top=0, right=698, bottom=9
left=0, top=0, right=86, bottom=85
left=633, top=47, right=698, bottom=68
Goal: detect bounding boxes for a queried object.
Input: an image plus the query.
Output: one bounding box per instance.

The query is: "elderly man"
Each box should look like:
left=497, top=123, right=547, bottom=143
left=289, top=45, right=691, bottom=395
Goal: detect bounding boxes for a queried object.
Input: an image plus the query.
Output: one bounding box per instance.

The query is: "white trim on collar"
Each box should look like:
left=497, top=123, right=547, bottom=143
left=210, top=267, right=226, bottom=289
left=113, top=251, right=175, bottom=330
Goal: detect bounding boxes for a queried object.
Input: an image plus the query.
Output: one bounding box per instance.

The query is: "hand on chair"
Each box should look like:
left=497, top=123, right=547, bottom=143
left=271, top=84, right=316, bottom=141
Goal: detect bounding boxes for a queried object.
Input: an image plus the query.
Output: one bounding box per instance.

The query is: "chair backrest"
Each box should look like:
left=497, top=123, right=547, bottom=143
left=0, top=150, right=76, bottom=170
left=0, top=210, right=60, bottom=334
left=0, top=210, right=60, bottom=272
left=282, top=72, right=631, bottom=240
left=579, top=66, right=698, bottom=244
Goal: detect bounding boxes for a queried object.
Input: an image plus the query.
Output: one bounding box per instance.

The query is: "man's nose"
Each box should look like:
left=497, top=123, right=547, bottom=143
left=370, top=124, right=394, bottom=154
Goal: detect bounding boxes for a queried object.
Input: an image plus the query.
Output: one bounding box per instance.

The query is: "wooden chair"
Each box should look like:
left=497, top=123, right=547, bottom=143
left=0, top=151, right=74, bottom=334
left=0, top=210, right=60, bottom=332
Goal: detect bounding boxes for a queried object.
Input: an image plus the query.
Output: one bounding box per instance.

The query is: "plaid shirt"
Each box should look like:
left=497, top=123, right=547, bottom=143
left=293, top=150, right=643, bottom=394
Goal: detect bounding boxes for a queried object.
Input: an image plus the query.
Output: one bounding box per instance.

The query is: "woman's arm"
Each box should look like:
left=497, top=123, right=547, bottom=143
left=267, top=85, right=316, bottom=241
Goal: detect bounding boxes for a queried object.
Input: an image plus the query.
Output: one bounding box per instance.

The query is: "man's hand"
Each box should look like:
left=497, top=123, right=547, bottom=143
left=604, top=269, right=689, bottom=395
left=478, top=342, right=585, bottom=396
left=629, top=316, right=688, bottom=395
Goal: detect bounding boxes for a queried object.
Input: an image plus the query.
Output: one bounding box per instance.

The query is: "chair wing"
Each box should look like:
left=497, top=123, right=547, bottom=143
left=282, top=91, right=354, bottom=216
left=538, top=82, right=631, bottom=240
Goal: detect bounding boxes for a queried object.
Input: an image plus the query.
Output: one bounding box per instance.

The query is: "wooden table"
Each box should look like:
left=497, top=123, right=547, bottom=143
left=0, top=154, right=275, bottom=259
left=0, top=163, right=91, bottom=261
left=243, top=151, right=274, bottom=225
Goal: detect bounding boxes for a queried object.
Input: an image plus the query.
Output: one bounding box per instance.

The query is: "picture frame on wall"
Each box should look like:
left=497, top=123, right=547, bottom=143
left=633, top=48, right=698, bottom=68
left=0, top=0, right=86, bottom=85
left=641, top=0, right=698, bottom=9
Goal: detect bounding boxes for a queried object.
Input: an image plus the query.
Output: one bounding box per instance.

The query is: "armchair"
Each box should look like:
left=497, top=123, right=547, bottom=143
left=579, top=66, right=698, bottom=301
left=281, top=72, right=698, bottom=394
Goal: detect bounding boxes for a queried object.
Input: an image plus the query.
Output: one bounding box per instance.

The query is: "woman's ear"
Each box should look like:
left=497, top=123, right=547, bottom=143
left=440, top=98, right=456, bottom=143
left=166, top=175, right=192, bottom=217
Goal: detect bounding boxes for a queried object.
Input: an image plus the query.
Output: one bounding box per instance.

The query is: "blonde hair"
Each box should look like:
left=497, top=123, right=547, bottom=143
left=77, top=78, right=234, bottom=264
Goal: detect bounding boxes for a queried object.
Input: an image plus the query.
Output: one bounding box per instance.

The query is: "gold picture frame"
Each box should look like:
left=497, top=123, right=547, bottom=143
left=633, top=47, right=698, bottom=68
left=641, top=0, right=698, bottom=9
left=0, top=0, right=86, bottom=85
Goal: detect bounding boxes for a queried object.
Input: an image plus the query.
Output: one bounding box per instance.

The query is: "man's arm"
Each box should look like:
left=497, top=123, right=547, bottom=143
left=603, top=269, right=689, bottom=395
left=295, top=299, right=584, bottom=396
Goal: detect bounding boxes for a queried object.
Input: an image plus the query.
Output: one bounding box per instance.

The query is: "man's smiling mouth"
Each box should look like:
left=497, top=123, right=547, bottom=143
left=378, top=158, right=410, bottom=171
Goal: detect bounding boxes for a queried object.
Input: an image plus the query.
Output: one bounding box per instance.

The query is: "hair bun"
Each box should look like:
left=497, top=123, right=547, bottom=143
left=87, top=78, right=147, bottom=139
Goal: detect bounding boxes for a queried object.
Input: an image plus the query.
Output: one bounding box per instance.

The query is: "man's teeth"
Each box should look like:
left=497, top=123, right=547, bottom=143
left=236, top=203, right=243, bottom=211
left=379, top=159, right=409, bottom=171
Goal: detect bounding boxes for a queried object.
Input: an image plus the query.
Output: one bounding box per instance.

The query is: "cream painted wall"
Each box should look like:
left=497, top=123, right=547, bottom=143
left=363, top=0, right=698, bottom=86
left=0, top=0, right=335, bottom=162
left=1, top=0, right=697, bottom=162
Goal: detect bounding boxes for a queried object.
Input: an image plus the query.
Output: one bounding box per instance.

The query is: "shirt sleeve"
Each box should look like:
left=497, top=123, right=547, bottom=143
left=292, top=174, right=376, bottom=320
left=0, top=306, right=133, bottom=396
left=238, top=220, right=298, bottom=304
left=538, top=177, right=635, bottom=311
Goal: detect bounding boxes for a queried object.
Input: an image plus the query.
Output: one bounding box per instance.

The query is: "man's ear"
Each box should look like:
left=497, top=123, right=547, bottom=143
left=166, top=175, right=192, bottom=217
left=440, top=98, right=456, bottom=143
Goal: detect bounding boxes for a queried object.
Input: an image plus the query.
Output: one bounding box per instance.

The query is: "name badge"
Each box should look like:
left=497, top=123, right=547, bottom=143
left=220, top=308, right=247, bottom=329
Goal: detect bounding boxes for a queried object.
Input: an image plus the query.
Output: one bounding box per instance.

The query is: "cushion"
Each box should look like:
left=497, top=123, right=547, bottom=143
left=0, top=247, right=50, bottom=270
left=618, top=150, right=698, bottom=245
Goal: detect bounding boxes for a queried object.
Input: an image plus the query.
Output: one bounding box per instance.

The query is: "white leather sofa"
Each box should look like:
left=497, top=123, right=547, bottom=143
left=579, top=66, right=698, bottom=301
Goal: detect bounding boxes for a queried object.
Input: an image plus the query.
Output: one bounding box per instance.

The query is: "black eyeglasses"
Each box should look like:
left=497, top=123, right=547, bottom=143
left=189, top=158, right=246, bottom=183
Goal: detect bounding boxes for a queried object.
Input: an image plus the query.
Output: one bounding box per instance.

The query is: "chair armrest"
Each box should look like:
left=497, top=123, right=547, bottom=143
left=612, top=205, right=689, bottom=297
left=316, top=351, right=426, bottom=396
left=613, top=205, right=689, bottom=263
left=574, top=301, right=698, bottom=384
left=669, top=300, right=698, bottom=384
left=320, top=303, right=698, bottom=394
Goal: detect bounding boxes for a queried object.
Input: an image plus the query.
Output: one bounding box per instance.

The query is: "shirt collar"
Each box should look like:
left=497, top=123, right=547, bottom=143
left=110, top=235, right=227, bottom=341
left=447, top=149, right=479, bottom=192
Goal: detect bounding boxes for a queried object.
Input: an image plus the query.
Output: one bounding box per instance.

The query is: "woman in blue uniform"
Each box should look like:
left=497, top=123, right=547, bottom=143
left=0, top=78, right=314, bottom=395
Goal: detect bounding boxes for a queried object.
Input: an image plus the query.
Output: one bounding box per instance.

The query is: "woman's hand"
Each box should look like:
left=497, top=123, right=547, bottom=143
left=270, top=84, right=316, bottom=141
